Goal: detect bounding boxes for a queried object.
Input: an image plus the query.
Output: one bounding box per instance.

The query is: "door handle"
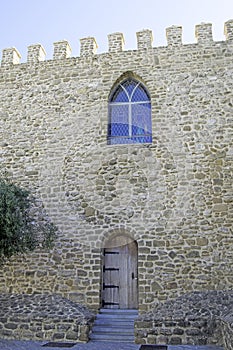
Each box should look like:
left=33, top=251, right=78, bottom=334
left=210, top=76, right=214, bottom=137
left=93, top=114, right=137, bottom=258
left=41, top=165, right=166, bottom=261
left=132, top=272, right=138, bottom=280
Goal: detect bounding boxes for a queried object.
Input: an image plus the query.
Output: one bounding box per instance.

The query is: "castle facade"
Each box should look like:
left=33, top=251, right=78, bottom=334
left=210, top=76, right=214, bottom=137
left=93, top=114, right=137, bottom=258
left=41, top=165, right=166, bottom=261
left=0, top=21, right=232, bottom=317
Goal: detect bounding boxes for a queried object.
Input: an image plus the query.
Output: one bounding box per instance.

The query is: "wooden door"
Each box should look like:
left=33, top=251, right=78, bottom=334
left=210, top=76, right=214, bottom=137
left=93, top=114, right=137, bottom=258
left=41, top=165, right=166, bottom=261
left=102, top=236, right=138, bottom=309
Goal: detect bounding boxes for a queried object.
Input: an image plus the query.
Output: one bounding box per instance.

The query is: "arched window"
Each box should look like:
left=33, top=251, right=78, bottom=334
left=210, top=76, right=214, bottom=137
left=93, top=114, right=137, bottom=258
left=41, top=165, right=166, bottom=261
left=107, top=78, right=152, bottom=145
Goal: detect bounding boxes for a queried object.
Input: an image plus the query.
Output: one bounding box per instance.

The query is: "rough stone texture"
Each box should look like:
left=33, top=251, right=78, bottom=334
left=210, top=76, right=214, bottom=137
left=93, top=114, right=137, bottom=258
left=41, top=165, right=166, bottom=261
left=53, top=40, right=72, bottom=60
left=0, top=20, right=232, bottom=343
left=80, top=37, right=97, bottom=56
left=27, top=44, right=46, bottom=63
left=136, top=29, right=153, bottom=50
left=220, top=314, right=233, bottom=350
left=0, top=293, right=95, bottom=342
left=135, top=291, right=233, bottom=349
left=108, top=33, right=125, bottom=52
left=195, top=23, right=213, bottom=43
left=1, top=48, right=21, bottom=66
left=166, top=26, right=182, bottom=46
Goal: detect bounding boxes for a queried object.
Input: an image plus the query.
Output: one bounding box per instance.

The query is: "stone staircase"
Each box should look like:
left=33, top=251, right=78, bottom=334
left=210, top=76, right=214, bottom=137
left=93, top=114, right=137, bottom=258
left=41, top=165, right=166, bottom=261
left=89, top=308, right=138, bottom=342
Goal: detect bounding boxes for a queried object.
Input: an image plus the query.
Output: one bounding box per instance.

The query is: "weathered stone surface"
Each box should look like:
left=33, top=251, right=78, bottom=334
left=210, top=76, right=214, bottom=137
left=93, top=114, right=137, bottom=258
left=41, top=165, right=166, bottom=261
left=0, top=21, right=232, bottom=346
left=0, top=294, right=95, bottom=342
left=136, top=290, right=233, bottom=348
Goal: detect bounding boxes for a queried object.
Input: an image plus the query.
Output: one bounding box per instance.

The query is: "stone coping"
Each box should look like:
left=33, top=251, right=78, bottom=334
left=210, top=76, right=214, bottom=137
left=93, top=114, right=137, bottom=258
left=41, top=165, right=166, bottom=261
left=0, top=293, right=94, bottom=321
left=0, top=293, right=95, bottom=342
left=136, top=290, right=233, bottom=348
left=139, top=290, right=233, bottom=322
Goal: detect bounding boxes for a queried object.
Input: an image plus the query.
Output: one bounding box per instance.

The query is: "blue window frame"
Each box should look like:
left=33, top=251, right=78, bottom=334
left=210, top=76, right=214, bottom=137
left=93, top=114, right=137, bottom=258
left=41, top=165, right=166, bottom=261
left=107, top=78, right=152, bottom=145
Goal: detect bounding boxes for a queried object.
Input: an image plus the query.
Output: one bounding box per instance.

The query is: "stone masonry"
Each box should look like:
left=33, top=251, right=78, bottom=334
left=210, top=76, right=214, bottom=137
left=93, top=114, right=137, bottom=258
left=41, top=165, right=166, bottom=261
left=0, top=20, right=233, bottom=344
left=135, top=290, right=233, bottom=348
left=0, top=293, right=94, bottom=342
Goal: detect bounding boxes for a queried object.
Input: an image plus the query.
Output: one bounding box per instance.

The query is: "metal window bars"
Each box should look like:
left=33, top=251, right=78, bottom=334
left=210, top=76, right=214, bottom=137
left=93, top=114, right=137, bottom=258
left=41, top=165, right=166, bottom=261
left=108, top=79, right=152, bottom=145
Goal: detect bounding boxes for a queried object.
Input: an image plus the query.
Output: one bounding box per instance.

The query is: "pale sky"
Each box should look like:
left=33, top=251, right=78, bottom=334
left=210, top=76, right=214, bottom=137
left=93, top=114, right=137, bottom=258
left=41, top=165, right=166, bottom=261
left=0, top=0, right=233, bottom=62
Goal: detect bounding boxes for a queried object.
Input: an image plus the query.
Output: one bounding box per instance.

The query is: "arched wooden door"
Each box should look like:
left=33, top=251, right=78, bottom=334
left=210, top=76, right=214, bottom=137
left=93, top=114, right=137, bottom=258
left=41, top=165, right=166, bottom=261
left=102, top=235, right=138, bottom=309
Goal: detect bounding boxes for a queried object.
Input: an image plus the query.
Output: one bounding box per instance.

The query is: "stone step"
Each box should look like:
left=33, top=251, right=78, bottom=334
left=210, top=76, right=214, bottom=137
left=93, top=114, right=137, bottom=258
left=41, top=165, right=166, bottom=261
left=96, top=312, right=138, bottom=319
left=92, top=326, right=134, bottom=334
left=95, top=319, right=135, bottom=326
left=99, top=308, right=138, bottom=315
left=89, top=333, right=135, bottom=342
left=95, top=314, right=137, bottom=321
left=90, top=308, right=138, bottom=343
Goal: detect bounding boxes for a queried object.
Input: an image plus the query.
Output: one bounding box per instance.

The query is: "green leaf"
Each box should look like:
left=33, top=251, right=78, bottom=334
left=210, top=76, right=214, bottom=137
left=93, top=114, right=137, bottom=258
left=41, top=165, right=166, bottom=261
left=0, top=178, right=57, bottom=262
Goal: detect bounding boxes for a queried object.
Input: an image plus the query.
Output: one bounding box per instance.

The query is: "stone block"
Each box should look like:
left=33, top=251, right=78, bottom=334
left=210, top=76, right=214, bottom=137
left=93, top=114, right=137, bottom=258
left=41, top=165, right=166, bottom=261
left=27, top=44, right=46, bottom=63
left=195, top=23, right=213, bottom=44
left=224, top=20, right=233, bottom=41
left=1, top=48, right=21, bottom=66
left=108, top=33, right=125, bottom=52
left=53, top=40, right=72, bottom=59
left=136, top=29, right=153, bottom=50
left=80, top=37, right=97, bottom=56
left=166, top=26, right=182, bottom=46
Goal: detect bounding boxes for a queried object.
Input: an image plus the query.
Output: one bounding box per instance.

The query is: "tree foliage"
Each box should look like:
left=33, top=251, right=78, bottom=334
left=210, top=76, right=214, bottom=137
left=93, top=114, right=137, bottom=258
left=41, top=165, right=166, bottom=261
left=0, top=178, right=57, bottom=261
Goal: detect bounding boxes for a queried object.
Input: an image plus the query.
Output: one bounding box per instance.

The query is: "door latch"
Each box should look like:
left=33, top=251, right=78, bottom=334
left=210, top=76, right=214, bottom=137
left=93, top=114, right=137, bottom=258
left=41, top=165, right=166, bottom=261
left=132, top=272, right=138, bottom=280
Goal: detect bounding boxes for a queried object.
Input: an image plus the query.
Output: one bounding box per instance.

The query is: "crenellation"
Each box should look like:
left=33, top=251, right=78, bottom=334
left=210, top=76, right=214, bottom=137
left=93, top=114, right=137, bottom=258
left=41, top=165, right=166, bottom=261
left=195, top=22, right=213, bottom=44
left=166, top=25, right=182, bottom=46
left=1, top=20, right=233, bottom=66
left=53, top=40, right=72, bottom=60
left=80, top=37, right=98, bottom=57
left=0, top=19, right=232, bottom=348
left=108, top=32, right=125, bottom=52
left=1, top=47, right=21, bottom=66
left=27, top=44, right=46, bottom=63
left=136, top=29, right=153, bottom=50
left=224, top=19, right=233, bottom=41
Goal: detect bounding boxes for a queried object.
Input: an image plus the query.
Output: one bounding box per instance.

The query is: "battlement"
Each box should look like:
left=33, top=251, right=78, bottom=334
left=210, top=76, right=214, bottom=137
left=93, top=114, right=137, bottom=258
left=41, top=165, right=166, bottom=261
left=1, top=19, right=233, bottom=66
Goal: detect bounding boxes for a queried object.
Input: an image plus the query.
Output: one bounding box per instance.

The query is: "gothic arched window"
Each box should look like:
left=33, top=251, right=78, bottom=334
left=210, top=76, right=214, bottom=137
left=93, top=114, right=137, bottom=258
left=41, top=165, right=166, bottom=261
left=107, top=78, right=152, bottom=145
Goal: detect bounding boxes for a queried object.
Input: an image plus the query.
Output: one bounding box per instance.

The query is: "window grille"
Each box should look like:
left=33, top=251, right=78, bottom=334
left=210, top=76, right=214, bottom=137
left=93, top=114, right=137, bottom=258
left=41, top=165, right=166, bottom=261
left=108, top=79, right=152, bottom=145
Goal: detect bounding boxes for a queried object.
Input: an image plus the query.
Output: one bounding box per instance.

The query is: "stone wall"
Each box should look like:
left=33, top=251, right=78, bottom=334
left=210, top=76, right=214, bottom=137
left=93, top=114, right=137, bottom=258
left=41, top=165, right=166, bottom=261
left=0, top=294, right=95, bottom=342
left=220, top=316, right=233, bottom=350
left=0, top=243, right=102, bottom=309
left=0, top=20, right=232, bottom=317
left=135, top=290, right=233, bottom=348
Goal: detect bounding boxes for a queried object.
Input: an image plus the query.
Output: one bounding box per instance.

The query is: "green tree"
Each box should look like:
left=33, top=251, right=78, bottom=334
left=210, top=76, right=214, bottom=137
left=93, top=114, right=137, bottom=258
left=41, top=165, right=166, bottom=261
left=0, top=178, right=57, bottom=261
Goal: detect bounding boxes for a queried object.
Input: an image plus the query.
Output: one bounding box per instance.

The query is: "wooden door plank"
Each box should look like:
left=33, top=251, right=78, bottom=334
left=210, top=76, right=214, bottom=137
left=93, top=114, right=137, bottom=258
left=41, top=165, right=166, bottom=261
left=102, top=237, right=138, bottom=309
left=103, top=247, right=120, bottom=309
left=119, top=244, right=128, bottom=308
left=127, top=240, right=138, bottom=308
